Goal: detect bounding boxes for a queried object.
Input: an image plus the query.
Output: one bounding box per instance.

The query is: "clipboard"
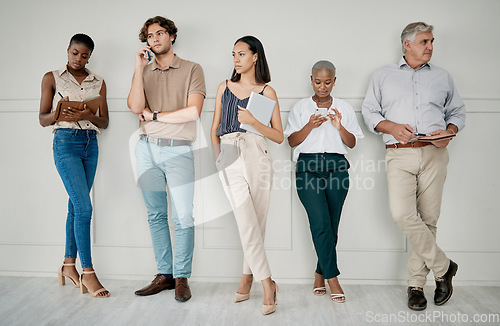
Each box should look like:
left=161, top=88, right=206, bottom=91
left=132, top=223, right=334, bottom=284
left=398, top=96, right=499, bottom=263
left=240, top=92, right=276, bottom=136
left=54, top=95, right=101, bottom=121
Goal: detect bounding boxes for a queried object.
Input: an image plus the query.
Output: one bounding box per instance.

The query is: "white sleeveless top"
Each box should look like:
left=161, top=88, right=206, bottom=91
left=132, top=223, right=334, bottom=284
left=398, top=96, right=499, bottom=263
left=51, top=67, right=103, bottom=132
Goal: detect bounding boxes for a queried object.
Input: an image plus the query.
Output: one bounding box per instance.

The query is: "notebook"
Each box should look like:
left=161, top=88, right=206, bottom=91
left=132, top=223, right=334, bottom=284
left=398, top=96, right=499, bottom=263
left=54, top=95, right=101, bottom=121
left=416, top=133, right=456, bottom=142
left=240, top=92, right=276, bottom=136
left=410, top=134, right=456, bottom=142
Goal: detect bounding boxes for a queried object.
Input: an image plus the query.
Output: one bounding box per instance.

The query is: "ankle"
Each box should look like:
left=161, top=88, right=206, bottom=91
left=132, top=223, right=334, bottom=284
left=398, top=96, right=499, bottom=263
left=327, top=279, right=343, bottom=294
left=314, top=275, right=325, bottom=285
left=242, top=274, right=253, bottom=281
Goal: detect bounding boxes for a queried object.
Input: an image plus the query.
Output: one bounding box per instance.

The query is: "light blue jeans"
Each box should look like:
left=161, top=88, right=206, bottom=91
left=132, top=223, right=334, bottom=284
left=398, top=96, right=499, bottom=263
left=135, top=140, right=195, bottom=278
left=53, top=129, right=98, bottom=269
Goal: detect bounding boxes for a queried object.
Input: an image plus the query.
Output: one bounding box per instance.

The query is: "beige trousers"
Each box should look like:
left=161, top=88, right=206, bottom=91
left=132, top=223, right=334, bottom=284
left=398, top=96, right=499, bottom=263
left=217, top=132, right=273, bottom=281
left=386, top=145, right=451, bottom=287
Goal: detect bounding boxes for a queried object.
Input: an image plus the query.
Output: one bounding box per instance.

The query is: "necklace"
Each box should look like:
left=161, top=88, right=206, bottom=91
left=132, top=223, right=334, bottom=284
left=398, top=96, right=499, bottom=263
left=240, top=83, right=258, bottom=91
left=67, top=66, right=87, bottom=77
left=313, top=96, right=332, bottom=105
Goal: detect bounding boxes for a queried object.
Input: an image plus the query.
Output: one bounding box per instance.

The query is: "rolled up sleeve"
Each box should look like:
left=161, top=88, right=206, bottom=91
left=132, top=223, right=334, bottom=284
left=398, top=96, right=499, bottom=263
left=362, top=74, right=386, bottom=134
left=444, top=74, right=466, bottom=131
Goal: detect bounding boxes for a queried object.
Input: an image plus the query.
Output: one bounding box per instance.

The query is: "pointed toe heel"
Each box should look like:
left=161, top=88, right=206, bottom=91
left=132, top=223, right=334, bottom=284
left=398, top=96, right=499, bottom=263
left=262, top=282, right=278, bottom=315
left=235, top=292, right=250, bottom=303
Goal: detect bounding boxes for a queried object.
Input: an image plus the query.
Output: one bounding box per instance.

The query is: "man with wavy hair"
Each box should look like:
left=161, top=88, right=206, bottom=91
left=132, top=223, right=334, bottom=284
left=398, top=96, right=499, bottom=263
left=127, top=16, right=206, bottom=302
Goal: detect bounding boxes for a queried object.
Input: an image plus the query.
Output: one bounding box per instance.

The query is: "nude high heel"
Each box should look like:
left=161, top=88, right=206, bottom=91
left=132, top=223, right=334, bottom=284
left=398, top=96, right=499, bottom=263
left=234, top=292, right=250, bottom=303
left=262, top=281, right=278, bottom=315
left=235, top=274, right=252, bottom=302
left=58, top=262, right=80, bottom=287
left=79, top=270, right=110, bottom=298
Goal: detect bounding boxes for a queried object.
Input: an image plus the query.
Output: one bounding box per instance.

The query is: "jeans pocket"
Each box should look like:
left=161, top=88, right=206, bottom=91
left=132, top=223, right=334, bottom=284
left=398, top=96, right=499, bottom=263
left=54, top=129, right=77, bottom=141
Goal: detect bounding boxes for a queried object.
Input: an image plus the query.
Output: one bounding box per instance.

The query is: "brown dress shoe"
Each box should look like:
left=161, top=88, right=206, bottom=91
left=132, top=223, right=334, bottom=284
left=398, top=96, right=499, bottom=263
left=135, top=274, right=175, bottom=296
left=175, top=277, right=192, bottom=302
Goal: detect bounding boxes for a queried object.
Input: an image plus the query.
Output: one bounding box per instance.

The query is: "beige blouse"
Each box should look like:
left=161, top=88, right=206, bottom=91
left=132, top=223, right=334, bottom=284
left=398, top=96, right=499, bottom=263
left=52, top=67, right=103, bottom=132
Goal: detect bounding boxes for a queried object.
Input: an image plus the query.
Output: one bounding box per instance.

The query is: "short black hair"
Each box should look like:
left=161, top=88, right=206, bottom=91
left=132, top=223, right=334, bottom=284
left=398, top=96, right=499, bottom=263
left=230, top=35, right=271, bottom=84
left=69, top=33, right=95, bottom=53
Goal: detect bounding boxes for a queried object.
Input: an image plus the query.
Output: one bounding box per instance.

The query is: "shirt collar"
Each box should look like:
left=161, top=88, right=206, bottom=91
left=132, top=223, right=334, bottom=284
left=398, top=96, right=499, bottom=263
left=58, top=66, right=100, bottom=81
left=150, top=54, right=181, bottom=71
left=399, top=57, right=431, bottom=70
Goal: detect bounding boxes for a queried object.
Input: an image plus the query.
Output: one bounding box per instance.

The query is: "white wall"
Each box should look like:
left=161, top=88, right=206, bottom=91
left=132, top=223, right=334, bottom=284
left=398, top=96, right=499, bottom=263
left=1, top=0, right=499, bottom=285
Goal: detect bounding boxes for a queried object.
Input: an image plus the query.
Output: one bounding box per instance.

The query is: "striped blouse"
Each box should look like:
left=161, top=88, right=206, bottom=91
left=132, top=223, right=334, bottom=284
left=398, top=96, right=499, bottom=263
left=216, top=80, right=267, bottom=137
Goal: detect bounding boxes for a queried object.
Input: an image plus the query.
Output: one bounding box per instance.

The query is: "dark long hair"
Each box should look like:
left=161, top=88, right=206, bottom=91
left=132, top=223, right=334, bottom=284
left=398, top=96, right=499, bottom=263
left=230, top=36, right=271, bottom=84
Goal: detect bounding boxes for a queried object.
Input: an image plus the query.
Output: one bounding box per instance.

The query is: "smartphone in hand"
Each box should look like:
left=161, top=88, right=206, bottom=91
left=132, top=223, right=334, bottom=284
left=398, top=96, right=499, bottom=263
left=316, top=108, right=328, bottom=118
left=145, top=40, right=152, bottom=61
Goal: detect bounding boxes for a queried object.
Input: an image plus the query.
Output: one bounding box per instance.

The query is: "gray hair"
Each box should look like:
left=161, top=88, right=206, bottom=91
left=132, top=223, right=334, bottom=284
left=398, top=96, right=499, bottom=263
left=400, top=22, right=434, bottom=53
left=311, top=60, right=336, bottom=75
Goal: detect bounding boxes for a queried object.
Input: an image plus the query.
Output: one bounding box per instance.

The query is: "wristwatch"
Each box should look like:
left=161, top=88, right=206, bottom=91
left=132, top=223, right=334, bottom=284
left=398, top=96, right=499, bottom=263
left=153, top=111, right=158, bottom=121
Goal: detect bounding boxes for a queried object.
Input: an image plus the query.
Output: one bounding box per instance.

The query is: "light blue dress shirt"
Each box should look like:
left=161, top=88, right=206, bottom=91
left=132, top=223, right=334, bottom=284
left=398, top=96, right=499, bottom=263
left=362, top=57, right=466, bottom=145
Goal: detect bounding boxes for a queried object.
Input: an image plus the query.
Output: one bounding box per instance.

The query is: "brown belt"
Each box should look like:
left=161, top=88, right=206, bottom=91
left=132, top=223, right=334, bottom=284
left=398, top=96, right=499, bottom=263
left=386, top=142, right=433, bottom=149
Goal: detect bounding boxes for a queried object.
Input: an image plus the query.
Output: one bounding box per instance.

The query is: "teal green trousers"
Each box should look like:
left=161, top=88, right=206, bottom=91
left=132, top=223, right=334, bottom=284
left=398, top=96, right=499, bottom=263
left=295, top=153, right=350, bottom=279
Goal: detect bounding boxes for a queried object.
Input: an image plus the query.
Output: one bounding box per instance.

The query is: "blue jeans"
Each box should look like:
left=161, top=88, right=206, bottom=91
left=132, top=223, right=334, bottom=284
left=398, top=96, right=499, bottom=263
left=53, top=129, right=98, bottom=269
left=135, top=140, right=195, bottom=278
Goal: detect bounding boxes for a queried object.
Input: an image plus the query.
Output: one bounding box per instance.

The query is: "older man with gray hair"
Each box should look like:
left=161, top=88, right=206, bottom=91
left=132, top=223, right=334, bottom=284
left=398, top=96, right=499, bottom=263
left=362, top=22, right=465, bottom=311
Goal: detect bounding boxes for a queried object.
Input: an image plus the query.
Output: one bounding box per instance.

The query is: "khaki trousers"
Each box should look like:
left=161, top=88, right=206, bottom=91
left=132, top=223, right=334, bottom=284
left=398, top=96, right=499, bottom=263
left=217, top=132, right=273, bottom=281
left=386, top=145, right=451, bottom=287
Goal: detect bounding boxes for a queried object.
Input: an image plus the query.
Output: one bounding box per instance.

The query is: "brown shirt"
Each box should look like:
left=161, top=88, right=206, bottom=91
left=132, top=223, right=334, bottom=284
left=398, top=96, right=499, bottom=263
left=140, top=55, right=206, bottom=141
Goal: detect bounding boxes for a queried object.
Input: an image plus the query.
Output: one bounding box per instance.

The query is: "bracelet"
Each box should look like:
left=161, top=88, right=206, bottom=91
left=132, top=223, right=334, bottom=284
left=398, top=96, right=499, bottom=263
left=153, top=111, right=158, bottom=121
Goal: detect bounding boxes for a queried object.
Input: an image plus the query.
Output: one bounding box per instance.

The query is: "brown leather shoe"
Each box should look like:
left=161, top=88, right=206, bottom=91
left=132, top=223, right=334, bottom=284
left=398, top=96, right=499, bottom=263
left=175, top=277, right=192, bottom=302
left=135, top=274, right=175, bottom=296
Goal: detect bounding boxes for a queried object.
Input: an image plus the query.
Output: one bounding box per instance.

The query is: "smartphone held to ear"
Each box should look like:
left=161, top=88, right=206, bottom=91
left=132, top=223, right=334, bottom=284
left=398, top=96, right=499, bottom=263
left=145, top=40, right=152, bottom=61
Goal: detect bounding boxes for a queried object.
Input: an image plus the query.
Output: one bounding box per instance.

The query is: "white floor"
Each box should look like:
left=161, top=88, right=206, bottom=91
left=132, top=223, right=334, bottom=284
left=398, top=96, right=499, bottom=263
left=1, top=277, right=499, bottom=326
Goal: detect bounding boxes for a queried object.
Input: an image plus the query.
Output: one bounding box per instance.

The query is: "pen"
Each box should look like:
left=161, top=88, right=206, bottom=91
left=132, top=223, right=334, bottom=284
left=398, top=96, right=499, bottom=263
left=58, top=92, right=64, bottom=99
left=413, top=133, right=429, bottom=137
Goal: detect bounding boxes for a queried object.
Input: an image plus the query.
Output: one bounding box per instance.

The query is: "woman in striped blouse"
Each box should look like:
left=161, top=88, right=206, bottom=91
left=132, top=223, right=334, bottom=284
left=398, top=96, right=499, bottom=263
left=210, top=35, right=283, bottom=315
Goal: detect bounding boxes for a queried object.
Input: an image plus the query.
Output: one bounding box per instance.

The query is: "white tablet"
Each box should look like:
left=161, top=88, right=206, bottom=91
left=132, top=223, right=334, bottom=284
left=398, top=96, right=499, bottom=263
left=240, top=91, right=276, bottom=136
